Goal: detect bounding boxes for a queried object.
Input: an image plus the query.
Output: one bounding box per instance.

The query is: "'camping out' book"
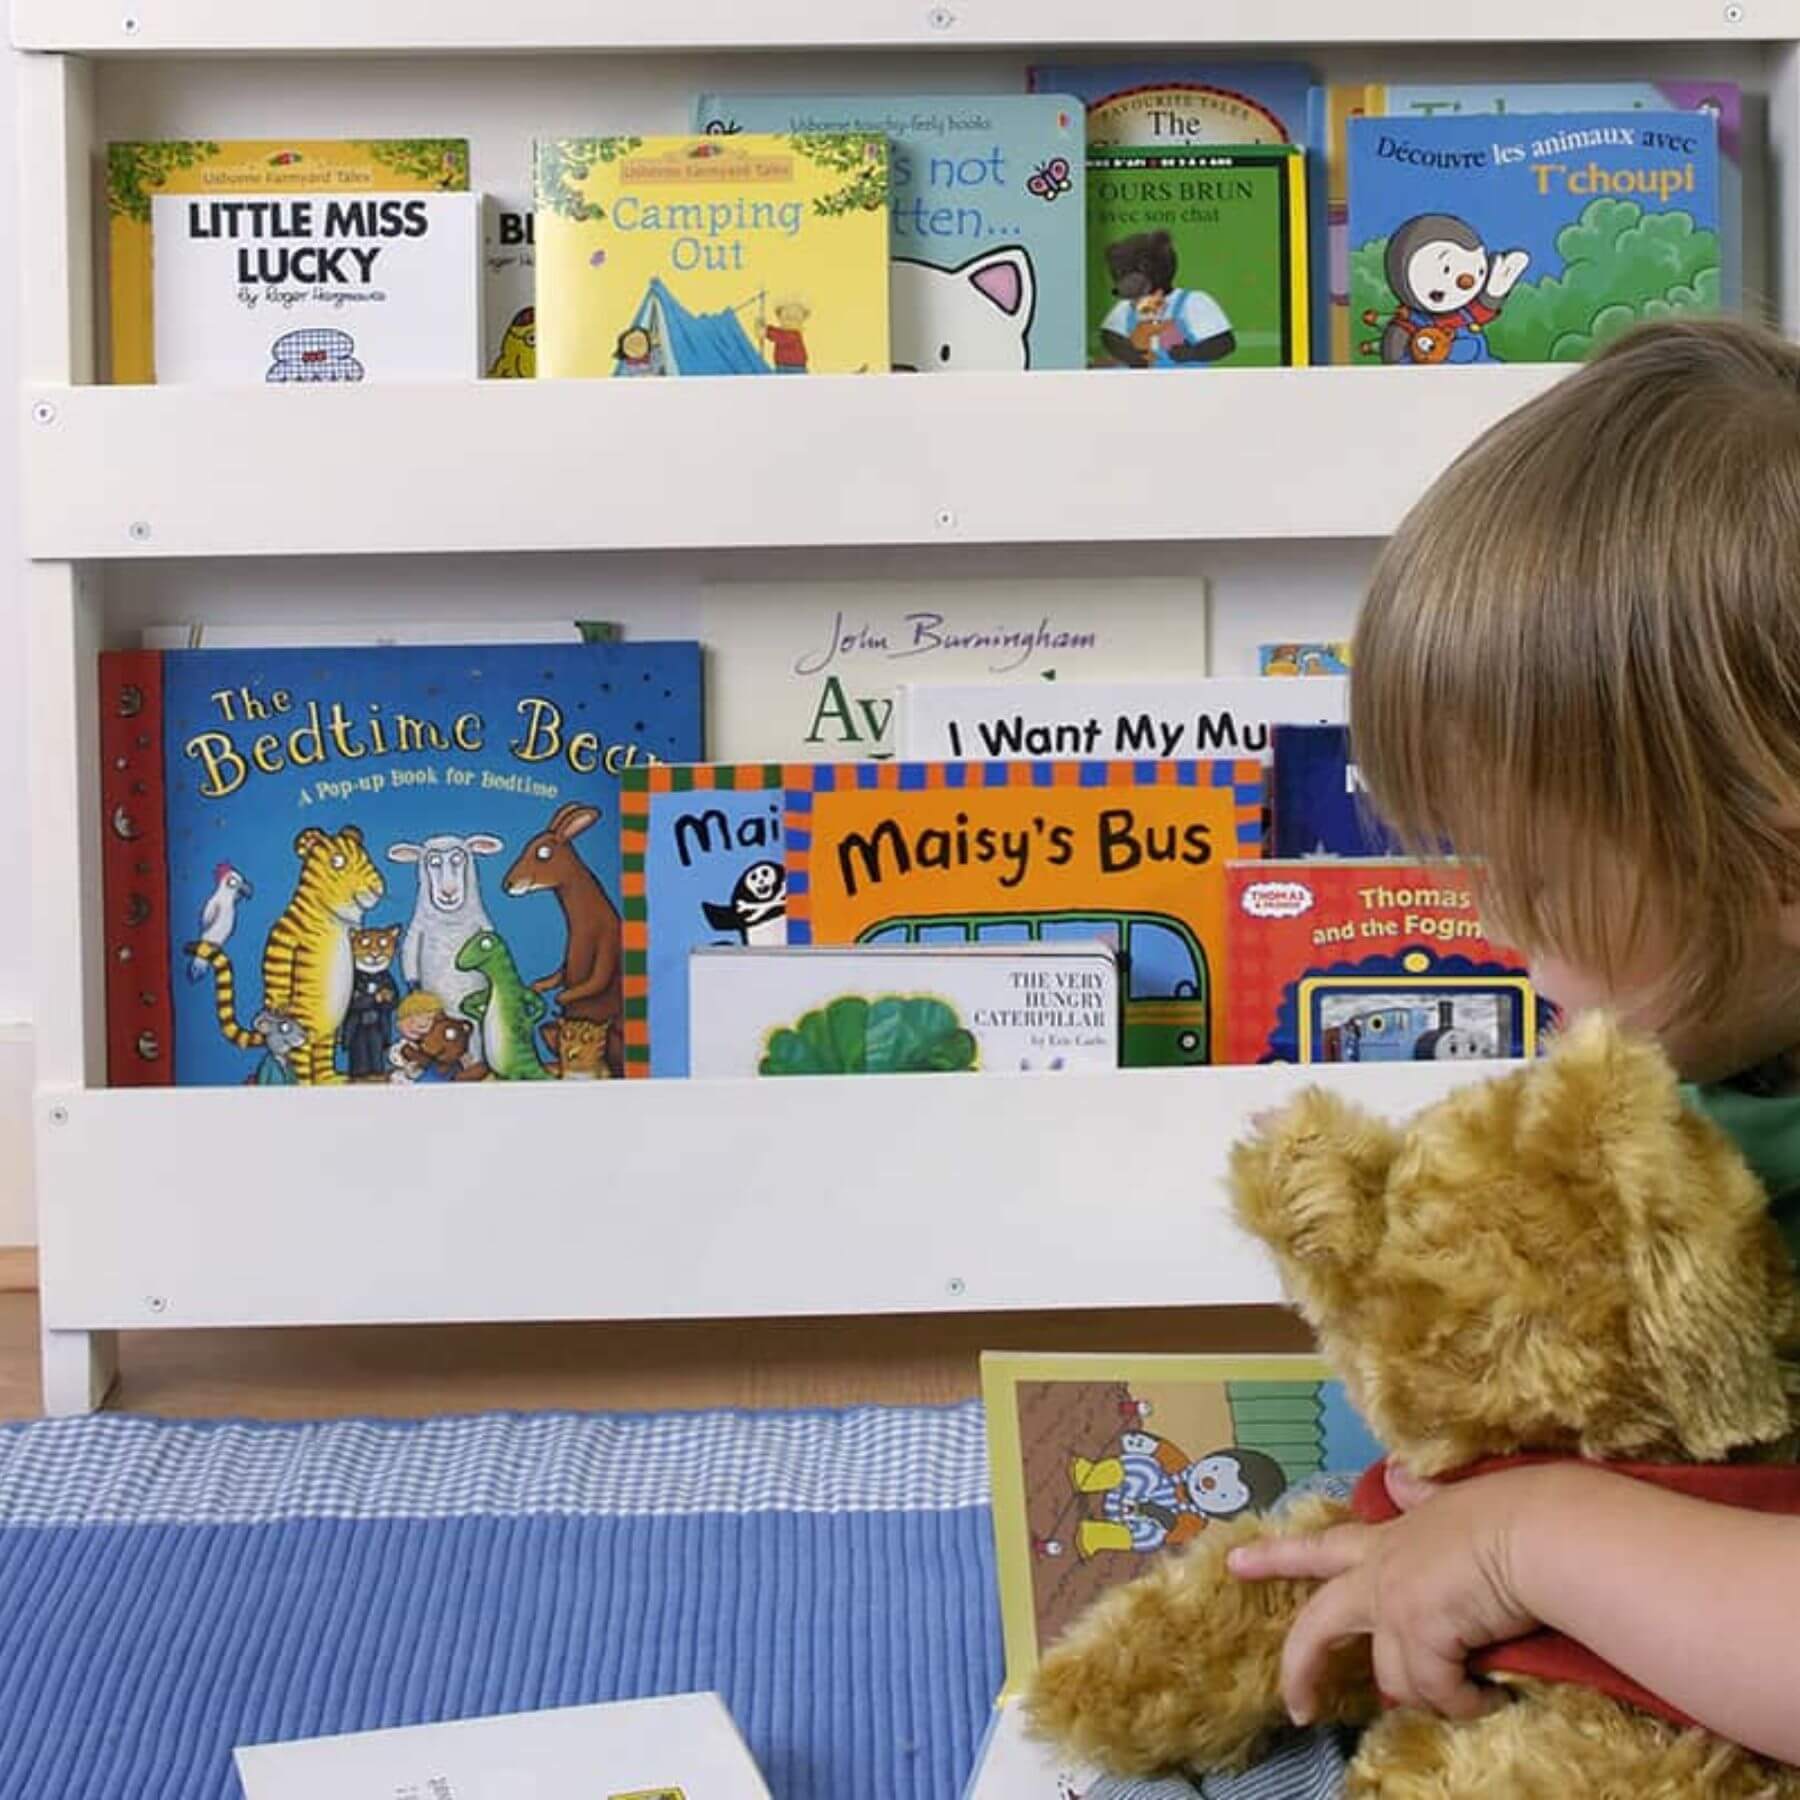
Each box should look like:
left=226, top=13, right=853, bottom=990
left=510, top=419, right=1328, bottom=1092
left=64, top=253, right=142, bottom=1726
left=533, top=134, right=891, bottom=378
left=484, top=194, right=537, bottom=375
left=783, top=758, right=1263, bottom=1066
left=1087, top=145, right=1309, bottom=368
left=1347, top=108, right=1720, bottom=365
left=695, top=94, right=1086, bottom=372
left=1226, top=859, right=1541, bottom=1065
left=100, top=639, right=702, bottom=1089
left=106, top=139, right=472, bottom=384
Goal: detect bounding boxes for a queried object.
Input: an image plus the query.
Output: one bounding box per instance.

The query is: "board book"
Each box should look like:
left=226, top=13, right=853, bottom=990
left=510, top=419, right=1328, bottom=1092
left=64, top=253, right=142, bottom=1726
left=1087, top=144, right=1308, bottom=368
left=485, top=193, right=537, bottom=375
left=1347, top=108, right=1719, bottom=366
left=106, top=138, right=472, bottom=384
left=784, top=758, right=1262, bottom=1067
left=533, top=134, right=891, bottom=378
left=1226, top=859, right=1540, bottom=1066
left=1323, top=80, right=1740, bottom=362
left=235, top=1690, right=770, bottom=1799
left=687, top=943, right=1120, bottom=1078
left=100, top=639, right=702, bottom=1089
left=1261, top=640, right=1351, bottom=675
left=695, top=94, right=1086, bottom=372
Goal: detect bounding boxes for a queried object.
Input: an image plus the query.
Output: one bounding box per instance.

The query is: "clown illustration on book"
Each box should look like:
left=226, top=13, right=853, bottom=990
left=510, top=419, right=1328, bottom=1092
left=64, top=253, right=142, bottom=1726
left=1368, top=212, right=1529, bottom=364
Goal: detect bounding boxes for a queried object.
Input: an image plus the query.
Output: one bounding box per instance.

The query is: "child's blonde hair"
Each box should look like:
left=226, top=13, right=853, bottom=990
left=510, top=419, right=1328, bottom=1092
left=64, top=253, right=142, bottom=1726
left=1352, top=317, right=1800, bottom=1008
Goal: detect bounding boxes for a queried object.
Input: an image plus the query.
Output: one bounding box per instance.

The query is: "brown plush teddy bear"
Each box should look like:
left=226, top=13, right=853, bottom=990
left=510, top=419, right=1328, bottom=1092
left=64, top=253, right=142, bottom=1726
left=1027, top=1014, right=1800, bottom=1797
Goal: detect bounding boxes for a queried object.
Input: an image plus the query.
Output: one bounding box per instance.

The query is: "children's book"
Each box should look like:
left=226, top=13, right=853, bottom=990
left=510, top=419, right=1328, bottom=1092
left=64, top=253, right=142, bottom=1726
left=1347, top=108, right=1719, bottom=366
left=784, top=759, right=1262, bottom=1067
left=141, top=620, right=618, bottom=649
left=100, top=639, right=702, bottom=1089
left=1087, top=145, right=1308, bottom=368
left=106, top=139, right=472, bottom=384
left=900, top=676, right=1345, bottom=762
left=1226, top=859, right=1540, bottom=1065
left=694, top=95, right=1086, bottom=372
left=1031, top=60, right=1313, bottom=151
left=533, top=134, right=890, bottom=378
left=1269, top=722, right=1398, bottom=857
left=235, top=1691, right=770, bottom=1798
left=485, top=193, right=537, bottom=375
left=700, top=576, right=1211, bottom=763
left=1323, top=80, right=1740, bottom=362
left=1260, top=641, right=1351, bottom=676
left=687, top=943, right=1120, bottom=1078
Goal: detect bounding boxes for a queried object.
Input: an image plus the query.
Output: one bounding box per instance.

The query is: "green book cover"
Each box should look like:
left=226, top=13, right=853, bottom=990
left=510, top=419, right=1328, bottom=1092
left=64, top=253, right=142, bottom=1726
left=1086, top=144, right=1309, bottom=369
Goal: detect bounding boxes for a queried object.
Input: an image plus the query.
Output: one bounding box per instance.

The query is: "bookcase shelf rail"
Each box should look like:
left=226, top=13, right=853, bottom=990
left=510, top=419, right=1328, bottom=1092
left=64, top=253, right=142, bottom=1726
left=8, top=0, right=1771, bottom=55
left=21, top=366, right=1566, bottom=560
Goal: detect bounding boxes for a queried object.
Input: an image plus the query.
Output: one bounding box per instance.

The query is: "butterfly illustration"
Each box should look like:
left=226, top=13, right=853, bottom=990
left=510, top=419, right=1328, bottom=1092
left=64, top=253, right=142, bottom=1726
left=1027, top=156, right=1073, bottom=202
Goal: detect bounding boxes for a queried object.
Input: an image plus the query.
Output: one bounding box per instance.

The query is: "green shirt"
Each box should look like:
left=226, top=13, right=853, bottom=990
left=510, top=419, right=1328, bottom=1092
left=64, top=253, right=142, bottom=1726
left=1688, top=1079, right=1800, bottom=1265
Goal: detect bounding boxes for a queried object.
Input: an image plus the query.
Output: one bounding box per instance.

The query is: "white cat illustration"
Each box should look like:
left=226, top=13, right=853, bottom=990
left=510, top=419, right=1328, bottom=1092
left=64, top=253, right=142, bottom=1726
left=891, top=245, right=1037, bottom=373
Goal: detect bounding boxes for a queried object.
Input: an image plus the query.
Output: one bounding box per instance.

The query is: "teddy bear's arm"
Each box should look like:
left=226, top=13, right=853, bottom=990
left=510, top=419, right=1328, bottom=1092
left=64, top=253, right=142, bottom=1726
left=1024, top=1494, right=1380, bottom=1779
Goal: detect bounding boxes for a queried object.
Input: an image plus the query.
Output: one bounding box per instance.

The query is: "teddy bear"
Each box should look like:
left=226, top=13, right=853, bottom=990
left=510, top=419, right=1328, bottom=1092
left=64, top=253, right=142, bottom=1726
left=1026, top=1014, right=1800, bottom=1797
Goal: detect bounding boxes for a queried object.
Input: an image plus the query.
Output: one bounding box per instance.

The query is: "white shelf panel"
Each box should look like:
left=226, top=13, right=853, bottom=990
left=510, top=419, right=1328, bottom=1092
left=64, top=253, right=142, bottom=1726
left=37, top=1059, right=1488, bottom=1331
left=22, top=366, right=1565, bottom=559
left=10, top=0, right=1775, bottom=52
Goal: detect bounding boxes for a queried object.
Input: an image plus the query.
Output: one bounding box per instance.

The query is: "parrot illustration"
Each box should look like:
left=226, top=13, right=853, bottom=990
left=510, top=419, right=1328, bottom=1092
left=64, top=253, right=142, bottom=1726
left=189, top=862, right=253, bottom=981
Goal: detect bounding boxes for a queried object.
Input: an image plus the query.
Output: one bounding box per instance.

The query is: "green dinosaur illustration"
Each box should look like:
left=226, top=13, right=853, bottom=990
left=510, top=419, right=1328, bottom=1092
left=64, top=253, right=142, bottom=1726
left=456, top=929, right=554, bottom=1080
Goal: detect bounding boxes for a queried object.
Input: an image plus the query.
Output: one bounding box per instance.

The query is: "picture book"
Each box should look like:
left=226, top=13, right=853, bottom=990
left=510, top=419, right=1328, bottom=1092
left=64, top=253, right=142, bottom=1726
left=1323, top=80, right=1740, bottom=362
left=700, top=575, right=1210, bottom=763
left=1347, top=108, right=1719, bottom=366
left=1269, top=722, right=1399, bottom=857
left=960, top=1698, right=1095, bottom=1800
left=1087, top=145, right=1308, bottom=368
left=1030, top=60, right=1314, bottom=152
left=100, top=639, right=702, bottom=1089
left=106, top=138, right=472, bottom=384
left=485, top=193, right=537, bottom=375
left=1261, top=640, right=1351, bottom=675
left=900, top=676, right=1345, bottom=762
left=694, top=94, right=1086, bottom=372
left=235, top=1691, right=770, bottom=1799
left=1226, top=860, right=1540, bottom=1065
left=783, top=759, right=1263, bottom=1067
left=141, top=620, right=618, bottom=649
left=980, top=1351, right=1381, bottom=1690
left=687, top=943, right=1120, bottom=1078
left=533, top=134, right=890, bottom=378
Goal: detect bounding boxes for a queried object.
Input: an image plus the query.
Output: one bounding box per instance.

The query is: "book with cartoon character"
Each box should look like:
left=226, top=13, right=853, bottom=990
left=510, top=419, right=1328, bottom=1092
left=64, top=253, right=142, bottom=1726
left=1226, top=859, right=1542, bottom=1065
left=693, top=94, right=1086, bottom=372
left=1086, top=144, right=1309, bottom=368
left=485, top=194, right=537, bottom=376
left=98, top=639, right=702, bottom=1089
left=1347, top=108, right=1719, bottom=366
left=1322, top=80, right=1741, bottom=362
left=533, top=134, right=890, bottom=378
left=962, top=1352, right=1382, bottom=1796
left=1260, top=641, right=1350, bottom=676
left=105, top=139, right=475, bottom=384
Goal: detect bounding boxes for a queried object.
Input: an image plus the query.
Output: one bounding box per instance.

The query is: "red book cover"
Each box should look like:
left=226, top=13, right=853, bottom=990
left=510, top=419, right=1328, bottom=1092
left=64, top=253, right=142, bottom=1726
left=1225, top=860, right=1543, bottom=1065
left=99, top=650, right=173, bottom=1086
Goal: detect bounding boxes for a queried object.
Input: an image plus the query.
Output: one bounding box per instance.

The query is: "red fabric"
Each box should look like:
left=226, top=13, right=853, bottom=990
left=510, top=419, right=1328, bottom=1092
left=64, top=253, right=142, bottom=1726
left=763, top=325, right=807, bottom=368
left=1351, top=1454, right=1800, bottom=1731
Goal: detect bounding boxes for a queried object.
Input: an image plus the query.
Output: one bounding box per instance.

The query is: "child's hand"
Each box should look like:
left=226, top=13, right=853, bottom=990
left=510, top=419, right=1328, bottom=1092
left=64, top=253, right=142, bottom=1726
left=1227, top=1464, right=1555, bottom=1726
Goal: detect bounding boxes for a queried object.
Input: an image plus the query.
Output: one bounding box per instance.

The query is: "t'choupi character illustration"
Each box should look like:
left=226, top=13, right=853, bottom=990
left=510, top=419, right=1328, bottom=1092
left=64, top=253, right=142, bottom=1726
left=1370, top=213, right=1529, bottom=365
left=1069, top=1428, right=1287, bottom=1557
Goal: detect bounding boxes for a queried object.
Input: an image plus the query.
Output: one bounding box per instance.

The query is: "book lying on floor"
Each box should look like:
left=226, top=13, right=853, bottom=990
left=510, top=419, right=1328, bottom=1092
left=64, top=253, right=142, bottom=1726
left=235, top=1690, right=772, bottom=1798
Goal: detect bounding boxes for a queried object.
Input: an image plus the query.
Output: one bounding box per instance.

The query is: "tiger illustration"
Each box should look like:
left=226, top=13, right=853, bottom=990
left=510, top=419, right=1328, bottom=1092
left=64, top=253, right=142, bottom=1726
left=187, top=825, right=384, bottom=1085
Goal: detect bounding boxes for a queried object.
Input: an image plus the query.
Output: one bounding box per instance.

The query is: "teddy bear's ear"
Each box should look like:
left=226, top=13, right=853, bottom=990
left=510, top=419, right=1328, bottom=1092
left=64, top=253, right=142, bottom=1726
left=1228, top=1087, right=1403, bottom=1329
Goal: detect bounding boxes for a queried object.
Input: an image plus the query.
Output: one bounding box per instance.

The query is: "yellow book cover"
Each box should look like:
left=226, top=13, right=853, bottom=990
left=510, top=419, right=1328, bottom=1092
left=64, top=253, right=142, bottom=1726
left=533, top=135, right=890, bottom=378
left=107, top=139, right=471, bottom=384
left=979, top=1351, right=1380, bottom=1694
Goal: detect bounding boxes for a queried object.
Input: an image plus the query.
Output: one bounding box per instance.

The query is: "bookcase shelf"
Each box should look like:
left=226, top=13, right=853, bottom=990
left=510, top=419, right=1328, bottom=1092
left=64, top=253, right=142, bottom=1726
left=22, top=365, right=1566, bottom=559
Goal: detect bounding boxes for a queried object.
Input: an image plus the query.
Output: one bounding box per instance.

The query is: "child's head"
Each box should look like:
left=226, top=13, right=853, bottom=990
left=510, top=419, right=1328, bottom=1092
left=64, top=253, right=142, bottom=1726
left=616, top=326, right=652, bottom=361
left=774, top=299, right=810, bottom=327
left=1353, top=317, right=1800, bottom=1079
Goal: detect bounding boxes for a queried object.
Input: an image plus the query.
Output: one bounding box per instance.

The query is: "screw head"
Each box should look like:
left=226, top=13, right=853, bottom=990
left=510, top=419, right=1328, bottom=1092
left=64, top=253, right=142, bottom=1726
left=927, top=5, right=955, bottom=26
left=145, top=1295, right=167, bottom=1314
left=47, top=1105, right=68, bottom=1126
left=946, top=1276, right=966, bottom=1297
left=1725, top=2, right=1744, bottom=18
left=30, top=401, right=55, bottom=426
left=121, top=14, right=140, bottom=33
left=128, top=520, right=152, bottom=543
left=935, top=508, right=957, bottom=530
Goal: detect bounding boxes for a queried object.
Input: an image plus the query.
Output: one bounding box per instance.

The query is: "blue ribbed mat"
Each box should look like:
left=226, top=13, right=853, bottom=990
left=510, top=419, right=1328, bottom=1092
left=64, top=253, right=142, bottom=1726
left=0, top=1404, right=1004, bottom=1800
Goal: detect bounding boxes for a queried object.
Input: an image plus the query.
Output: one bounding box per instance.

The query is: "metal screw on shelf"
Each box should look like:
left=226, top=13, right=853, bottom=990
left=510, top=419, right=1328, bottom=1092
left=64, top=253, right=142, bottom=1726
left=121, top=14, right=140, bottom=33
left=145, top=1295, right=167, bottom=1315
left=128, top=521, right=153, bottom=544
left=47, top=1105, right=68, bottom=1127
left=946, top=1276, right=966, bottom=1297
left=1725, top=2, right=1745, bottom=19
left=935, top=508, right=957, bottom=530
left=29, top=401, right=56, bottom=426
left=927, top=6, right=956, bottom=28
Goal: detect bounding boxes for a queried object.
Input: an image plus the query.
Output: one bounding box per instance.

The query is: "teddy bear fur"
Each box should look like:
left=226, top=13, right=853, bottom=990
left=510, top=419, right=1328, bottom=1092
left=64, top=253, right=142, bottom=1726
left=1025, top=1014, right=1800, bottom=1797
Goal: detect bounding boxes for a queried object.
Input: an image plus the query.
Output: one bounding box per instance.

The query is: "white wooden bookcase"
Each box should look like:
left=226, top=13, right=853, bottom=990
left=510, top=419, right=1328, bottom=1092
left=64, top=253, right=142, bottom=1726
left=16, top=5, right=1800, bottom=1415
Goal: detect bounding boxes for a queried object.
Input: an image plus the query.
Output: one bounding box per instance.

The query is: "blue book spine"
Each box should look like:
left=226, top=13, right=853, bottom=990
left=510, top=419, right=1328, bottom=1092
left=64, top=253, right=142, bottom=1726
left=1270, top=724, right=1397, bottom=858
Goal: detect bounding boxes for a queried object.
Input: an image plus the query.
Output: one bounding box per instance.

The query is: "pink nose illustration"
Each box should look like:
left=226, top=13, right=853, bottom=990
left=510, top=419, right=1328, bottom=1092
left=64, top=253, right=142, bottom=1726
left=1457, top=273, right=1477, bottom=291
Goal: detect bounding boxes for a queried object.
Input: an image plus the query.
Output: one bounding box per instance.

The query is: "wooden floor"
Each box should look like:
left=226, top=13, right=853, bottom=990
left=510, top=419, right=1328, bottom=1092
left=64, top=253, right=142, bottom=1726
left=0, top=1251, right=1309, bottom=1420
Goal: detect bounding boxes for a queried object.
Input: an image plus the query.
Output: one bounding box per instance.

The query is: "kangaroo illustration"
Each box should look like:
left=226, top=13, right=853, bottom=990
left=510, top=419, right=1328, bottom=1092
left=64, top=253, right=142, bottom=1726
left=502, top=803, right=625, bottom=1078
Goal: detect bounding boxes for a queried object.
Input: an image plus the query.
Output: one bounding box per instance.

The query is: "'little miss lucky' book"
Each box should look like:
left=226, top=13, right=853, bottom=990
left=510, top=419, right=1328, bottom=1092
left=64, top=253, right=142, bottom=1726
left=100, top=640, right=702, bottom=1089
left=1087, top=145, right=1309, bottom=368
left=695, top=95, right=1086, bottom=372
left=107, top=139, right=471, bottom=384
left=1347, top=109, right=1719, bottom=365
left=534, top=134, right=890, bottom=378
left=784, top=759, right=1263, bottom=1066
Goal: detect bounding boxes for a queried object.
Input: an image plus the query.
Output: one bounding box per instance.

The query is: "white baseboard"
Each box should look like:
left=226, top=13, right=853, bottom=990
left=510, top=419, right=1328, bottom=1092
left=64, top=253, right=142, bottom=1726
left=0, top=1024, right=32, bottom=1246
